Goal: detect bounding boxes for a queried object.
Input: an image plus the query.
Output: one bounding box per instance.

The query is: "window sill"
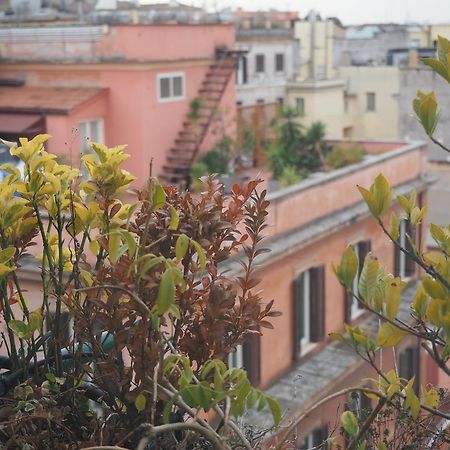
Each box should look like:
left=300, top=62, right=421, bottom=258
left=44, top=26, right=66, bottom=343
left=300, top=342, right=317, bottom=358
left=158, top=96, right=185, bottom=103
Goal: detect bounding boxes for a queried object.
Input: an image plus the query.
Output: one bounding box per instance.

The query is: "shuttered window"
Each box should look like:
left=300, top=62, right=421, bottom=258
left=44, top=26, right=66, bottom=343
left=275, top=53, right=285, bottom=72
left=255, top=54, right=265, bottom=73
left=293, top=266, right=325, bottom=360
left=345, top=240, right=371, bottom=323
left=394, top=220, right=415, bottom=278
left=399, top=346, right=420, bottom=393
left=243, top=334, right=261, bottom=387
left=227, top=334, right=261, bottom=387
left=300, top=424, right=329, bottom=449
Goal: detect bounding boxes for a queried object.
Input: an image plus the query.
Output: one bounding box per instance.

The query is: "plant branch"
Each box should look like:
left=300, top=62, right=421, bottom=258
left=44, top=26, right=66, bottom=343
left=348, top=397, right=387, bottom=450
left=430, top=136, right=450, bottom=154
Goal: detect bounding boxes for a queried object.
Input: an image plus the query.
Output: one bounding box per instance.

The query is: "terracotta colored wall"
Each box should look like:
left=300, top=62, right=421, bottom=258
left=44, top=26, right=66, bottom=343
left=0, top=24, right=234, bottom=63
left=256, top=211, right=398, bottom=388
left=0, top=24, right=236, bottom=185
left=266, top=143, right=426, bottom=237
left=96, top=24, right=234, bottom=61
left=46, top=92, right=109, bottom=165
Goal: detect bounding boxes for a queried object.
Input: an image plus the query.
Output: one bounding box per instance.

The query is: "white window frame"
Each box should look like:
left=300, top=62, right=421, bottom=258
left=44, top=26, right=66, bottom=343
left=227, top=344, right=243, bottom=369
left=350, top=242, right=365, bottom=321
left=79, top=118, right=105, bottom=154
left=298, top=269, right=318, bottom=357
left=157, top=72, right=185, bottom=103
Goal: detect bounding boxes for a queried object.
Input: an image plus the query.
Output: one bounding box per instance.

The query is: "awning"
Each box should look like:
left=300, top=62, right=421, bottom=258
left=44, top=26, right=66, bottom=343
left=0, top=113, right=44, bottom=134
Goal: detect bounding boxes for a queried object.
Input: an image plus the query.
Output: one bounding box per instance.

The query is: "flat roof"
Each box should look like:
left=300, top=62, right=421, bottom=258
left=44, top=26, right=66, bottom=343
left=0, top=86, right=108, bottom=115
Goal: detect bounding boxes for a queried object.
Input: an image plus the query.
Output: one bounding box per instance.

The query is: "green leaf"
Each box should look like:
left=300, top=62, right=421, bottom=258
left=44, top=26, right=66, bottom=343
left=152, top=184, right=166, bottom=211
left=9, top=320, right=30, bottom=339
left=121, top=230, right=137, bottom=259
left=0, top=247, right=16, bottom=264
left=334, top=246, right=358, bottom=290
left=168, top=204, right=180, bottom=231
left=162, top=395, right=178, bottom=424
left=157, top=269, right=175, bottom=315
left=414, top=90, right=439, bottom=136
left=175, top=234, right=190, bottom=261
left=134, top=393, right=146, bottom=412
left=358, top=254, right=380, bottom=303
left=191, top=239, right=207, bottom=271
left=28, top=309, right=43, bottom=333
left=376, top=322, right=408, bottom=347
left=341, top=410, right=359, bottom=437
left=266, top=396, right=281, bottom=426
left=195, top=382, right=213, bottom=411
left=108, top=232, right=122, bottom=264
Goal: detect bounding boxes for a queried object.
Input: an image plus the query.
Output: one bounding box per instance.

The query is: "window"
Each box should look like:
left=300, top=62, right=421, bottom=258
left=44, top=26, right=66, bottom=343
left=237, top=56, right=248, bottom=85
left=345, top=241, right=371, bottom=323
left=399, top=346, right=420, bottom=393
left=347, top=390, right=372, bottom=420
left=300, top=424, right=328, bottom=449
left=228, top=344, right=243, bottom=370
left=256, top=98, right=265, bottom=104
left=157, top=72, right=185, bottom=102
left=227, top=335, right=261, bottom=386
left=277, top=97, right=284, bottom=106
left=255, top=54, right=265, bottom=73
left=366, top=92, right=376, bottom=112
left=296, top=97, right=305, bottom=115
left=394, top=220, right=415, bottom=278
left=275, top=53, right=285, bottom=72
left=79, top=119, right=104, bottom=154
left=293, top=266, right=325, bottom=360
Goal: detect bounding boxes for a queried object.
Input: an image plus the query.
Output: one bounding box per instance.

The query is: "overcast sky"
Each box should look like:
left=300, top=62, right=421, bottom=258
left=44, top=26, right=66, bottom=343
left=178, top=0, right=450, bottom=26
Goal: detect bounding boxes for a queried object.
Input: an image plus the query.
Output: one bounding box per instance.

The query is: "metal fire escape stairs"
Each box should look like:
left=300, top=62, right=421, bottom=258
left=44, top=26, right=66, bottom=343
left=159, top=48, right=241, bottom=185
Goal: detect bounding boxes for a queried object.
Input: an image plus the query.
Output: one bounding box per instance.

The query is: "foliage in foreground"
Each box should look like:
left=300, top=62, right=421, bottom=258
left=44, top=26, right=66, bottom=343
left=328, top=35, right=450, bottom=450
left=0, top=135, right=280, bottom=449
left=271, top=35, right=450, bottom=450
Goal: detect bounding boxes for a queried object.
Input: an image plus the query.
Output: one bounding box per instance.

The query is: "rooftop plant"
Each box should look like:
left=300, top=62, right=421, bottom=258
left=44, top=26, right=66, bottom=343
left=0, top=136, right=280, bottom=448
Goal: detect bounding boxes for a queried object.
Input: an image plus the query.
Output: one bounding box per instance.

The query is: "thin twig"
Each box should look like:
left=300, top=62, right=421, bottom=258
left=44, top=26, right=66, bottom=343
left=74, top=285, right=150, bottom=316
left=431, top=136, right=450, bottom=154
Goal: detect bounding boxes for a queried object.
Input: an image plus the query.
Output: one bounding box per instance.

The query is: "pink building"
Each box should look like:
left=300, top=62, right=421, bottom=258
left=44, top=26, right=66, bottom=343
left=0, top=23, right=237, bottom=185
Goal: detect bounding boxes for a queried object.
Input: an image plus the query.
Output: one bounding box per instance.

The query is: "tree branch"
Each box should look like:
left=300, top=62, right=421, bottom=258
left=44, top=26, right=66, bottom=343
left=430, top=136, right=450, bottom=154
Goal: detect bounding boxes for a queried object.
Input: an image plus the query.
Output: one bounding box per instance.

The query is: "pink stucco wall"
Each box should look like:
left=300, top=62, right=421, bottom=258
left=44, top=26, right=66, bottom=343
left=0, top=24, right=236, bottom=186
left=266, top=143, right=427, bottom=237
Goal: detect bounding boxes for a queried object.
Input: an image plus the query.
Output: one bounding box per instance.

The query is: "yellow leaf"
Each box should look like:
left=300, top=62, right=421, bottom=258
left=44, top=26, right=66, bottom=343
left=376, top=322, right=408, bottom=347
left=334, top=245, right=358, bottom=290
left=421, top=386, right=440, bottom=409
left=358, top=185, right=379, bottom=217
left=134, top=393, right=146, bottom=412
left=0, top=263, right=14, bottom=277
left=422, top=277, right=447, bottom=299
left=390, top=212, right=400, bottom=241
left=411, top=284, right=429, bottom=319
left=384, top=277, right=405, bottom=320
